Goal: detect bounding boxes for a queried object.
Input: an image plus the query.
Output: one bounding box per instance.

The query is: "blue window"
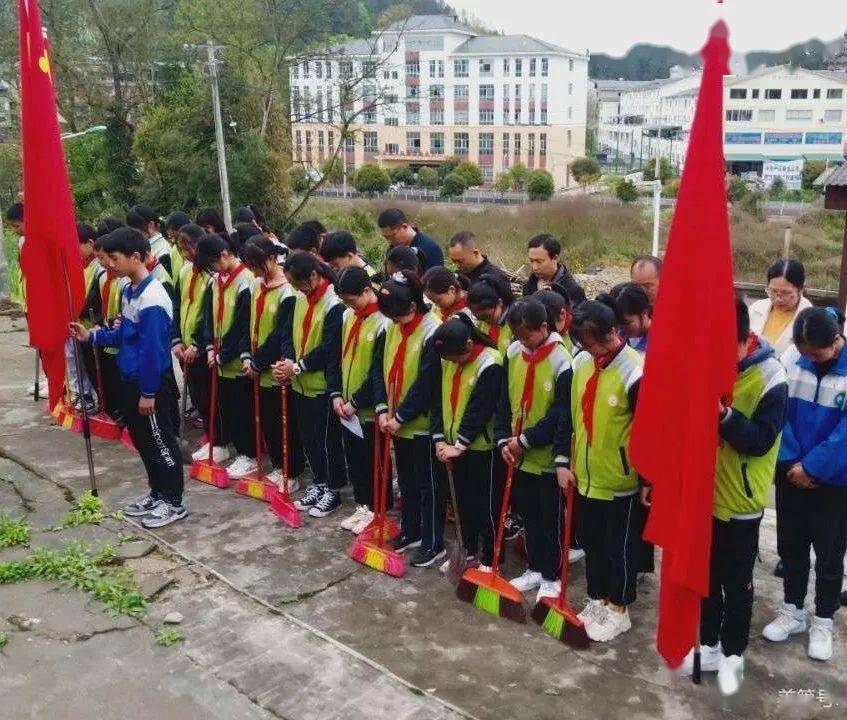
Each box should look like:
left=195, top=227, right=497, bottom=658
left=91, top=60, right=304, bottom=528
left=763, top=132, right=803, bottom=145
left=725, top=132, right=761, bottom=144
left=805, top=132, right=843, bottom=145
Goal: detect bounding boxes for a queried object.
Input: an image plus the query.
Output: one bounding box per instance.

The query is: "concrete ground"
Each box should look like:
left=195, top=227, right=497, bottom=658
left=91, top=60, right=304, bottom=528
left=0, top=321, right=844, bottom=720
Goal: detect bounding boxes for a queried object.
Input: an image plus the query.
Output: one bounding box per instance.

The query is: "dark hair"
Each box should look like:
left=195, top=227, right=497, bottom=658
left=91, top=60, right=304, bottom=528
left=283, top=251, right=334, bottom=283
left=196, top=207, right=226, bottom=233
left=423, top=266, right=468, bottom=294
left=5, top=202, right=23, bottom=222
left=377, top=208, right=408, bottom=229
left=377, top=270, right=426, bottom=319
left=127, top=204, right=159, bottom=231
left=432, top=314, right=496, bottom=357
left=608, top=282, right=650, bottom=319
left=468, top=273, right=514, bottom=312
left=793, top=307, right=845, bottom=349
left=448, top=230, right=478, bottom=249
left=287, top=223, right=321, bottom=252
left=102, top=227, right=150, bottom=258
left=736, top=297, right=750, bottom=343
left=336, top=266, right=373, bottom=296
left=177, top=223, right=206, bottom=247
left=96, top=216, right=124, bottom=238
left=535, top=288, right=570, bottom=329
left=233, top=206, right=256, bottom=224
left=630, top=255, right=663, bottom=274
left=164, top=211, right=191, bottom=234
left=320, top=230, right=357, bottom=262
left=386, top=245, right=427, bottom=275
left=508, top=296, right=549, bottom=333
left=241, top=235, right=286, bottom=270
left=301, top=219, right=326, bottom=237
left=232, top=222, right=260, bottom=253
left=194, top=233, right=231, bottom=271
left=249, top=204, right=269, bottom=231
left=766, top=258, right=805, bottom=290
left=76, top=221, right=97, bottom=243
left=527, top=233, right=560, bottom=258
left=571, top=300, right=618, bottom=344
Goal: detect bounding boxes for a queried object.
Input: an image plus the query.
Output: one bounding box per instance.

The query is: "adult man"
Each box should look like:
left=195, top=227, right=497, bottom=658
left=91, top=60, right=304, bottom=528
left=447, top=231, right=508, bottom=284
left=522, top=234, right=586, bottom=305
left=377, top=208, right=444, bottom=268
left=630, top=255, right=662, bottom=305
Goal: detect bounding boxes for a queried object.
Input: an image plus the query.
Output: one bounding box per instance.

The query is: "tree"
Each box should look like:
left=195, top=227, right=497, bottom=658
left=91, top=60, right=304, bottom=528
left=354, top=164, right=391, bottom=195
left=509, top=163, right=530, bottom=190
left=527, top=170, right=555, bottom=201
left=377, top=3, right=412, bottom=27
left=453, top=161, right=484, bottom=188
left=64, top=132, right=119, bottom=219
left=570, top=156, right=601, bottom=191
left=494, top=172, right=512, bottom=193
left=417, top=166, right=439, bottom=189
left=727, top=175, right=749, bottom=203
left=289, top=166, right=310, bottom=194
left=437, top=157, right=461, bottom=182
left=440, top=172, right=466, bottom=198
left=642, top=157, right=674, bottom=183
left=802, top=159, right=827, bottom=190
left=0, top=143, right=22, bottom=211
left=769, top=177, right=786, bottom=197
left=389, top=165, right=415, bottom=185
left=616, top=179, right=638, bottom=202
left=320, top=157, right=345, bottom=185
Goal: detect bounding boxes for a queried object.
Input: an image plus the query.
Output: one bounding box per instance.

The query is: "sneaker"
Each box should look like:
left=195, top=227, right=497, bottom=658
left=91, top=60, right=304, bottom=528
left=717, top=654, right=744, bottom=696
left=578, top=599, right=607, bottom=626
left=763, top=603, right=806, bottom=642
left=141, top=501, right=188, bottom=529
left=81, top=394, right=98, bottom=416
left=390, top=535, right=421, bottom=553
left=122, top=493, right=162, bottom=517
left=351, top=510, right=375, bottom=535
left=440, top=553, right=477, bottom=574
left=808, top=616, right=833, bottom=661
left=409, top=547, right=447, bottom=568
left=271, top=473, right=300, bottom=494
left=504, top=513, right=524, bottom=541
left=191, top=443, right=230, bottom=463
left=679, top=643, right=722, bottom=676
left=308, top=488, right=341, bottom=518
left=841, top=590, right=847, bottom=608
left=773, top=560, right=785, bottom=578
left=587, top=604, right=631, bottom=642
left=536, top=579, right=561, bottom=604
left=294, top=484, right=323, bottom=511
left=341, top=505, right=371, bottom=531
left=509, top=569, right=543, bottom=593
left=266, top=469, right=282, bottom=486
left=227, top=455, right=257, bottom=479
left=478, top=564, right=492, bottom=573
left=568, top=548, right=585, bottom=564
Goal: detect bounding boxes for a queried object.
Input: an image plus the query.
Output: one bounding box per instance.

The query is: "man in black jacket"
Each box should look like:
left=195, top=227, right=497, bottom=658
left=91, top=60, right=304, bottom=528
left=447, top=231, right=509, bottom=284
left=521, top=234, right=586, bottom=305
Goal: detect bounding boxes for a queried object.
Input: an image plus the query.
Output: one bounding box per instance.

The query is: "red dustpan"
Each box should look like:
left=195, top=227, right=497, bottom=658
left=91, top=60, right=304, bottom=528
left=189, top=358, right=230, bottom=489
left=269, top=385, right=301, bottom=527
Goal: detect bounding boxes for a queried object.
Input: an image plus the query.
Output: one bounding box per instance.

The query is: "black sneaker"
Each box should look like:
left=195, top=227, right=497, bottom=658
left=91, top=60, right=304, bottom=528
left=390, top=535, right=422, bottom=554
left=841, top=590, right=847, bottom=608
left=308, top=488, right=341, bottom=518
left=122, top=493, right=162, bottom=517
left=294, top=484, right=323, bottom=511
left=409, top=547, right=447, bottom=568
left=773, top=560, right=785, bottom=578
left=504, top=512, right=524, bottom=541
left=82, top=394, right=98, bottom=416
left=141, top=501, right=188, bottom=528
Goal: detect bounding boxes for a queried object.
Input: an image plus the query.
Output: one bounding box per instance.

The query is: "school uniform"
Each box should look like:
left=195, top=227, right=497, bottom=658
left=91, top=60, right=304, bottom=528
left=146, top=256, right=178, bottom=311
left=175, top=262, right=213, bottom=433
left=375, top=311, right=444, bottom=552
left=495, top=333, right=573, bottom=581
left=92, top=268, right=128, bottom=420
left=568, top=343, right=643, bottom=606
left=148, top=232, right=172, bottom=276
left=68, top=258, right=101, bottom=401
left=91, top=275, right=183, bottom=504
left=776, top=342, right=847, bottom=620
left=476, top=313, right=513, bottom=357
left=701, top=338, right=787, bottom=657
left=432, top=345, right=505, bottom=566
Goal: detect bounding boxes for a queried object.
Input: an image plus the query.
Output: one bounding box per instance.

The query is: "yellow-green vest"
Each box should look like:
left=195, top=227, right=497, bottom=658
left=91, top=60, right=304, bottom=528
left=178, top=262, right=211, bottom=346
left=98, top=272, right=127, bottom=357
left=250, top=278, right=294, bottom=388
left=571, top=346, right=643, bottom=500
left=714, top=357, right=786, bottom=521
left=169, top=242, right=185, bottom=282
left=291, top=283, right=341, bottom=397
left=476, top=318, right=513, bottom=357
left=440, top=346, right=502, bottom=450
left=81, top=259, right=102, bottom=328
left=341, top=307, right=390, bottom=420
left=210, top=265, right=254, bottom=379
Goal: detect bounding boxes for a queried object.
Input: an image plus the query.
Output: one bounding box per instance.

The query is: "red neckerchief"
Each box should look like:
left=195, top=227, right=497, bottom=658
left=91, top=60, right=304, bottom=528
left=299, top=278, right=331, bottom=357
left=449, top=343, right=486, bottom=413
left=582, top=339, right=624, bottom=444
left=519, top=339, right=559, bottom=421
left=145, top=257, right=160, bottom=273
left=744, top=334, right=760, bottom=358
left=251, top=283, right=271, bottom=352
left=440, top=297, right=467, bottom=322
left=487, top=322, right=501, bottom=344
left=214, top=264, right=246, bottom=343
left=187, top=264, right=201, bottom=304
left=387, top=313, right=425, bottom=406
left=342, top=302, right=379, bottom=362
left=560, top=309, right=573, bottom=337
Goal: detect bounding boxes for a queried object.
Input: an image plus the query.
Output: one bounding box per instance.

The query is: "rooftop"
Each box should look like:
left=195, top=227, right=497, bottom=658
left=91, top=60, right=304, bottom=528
left=824, top=162, right=847, bottom=188
left=381, top=13, right=475, bottom=34
left=453, top=34, right=582, bottom=57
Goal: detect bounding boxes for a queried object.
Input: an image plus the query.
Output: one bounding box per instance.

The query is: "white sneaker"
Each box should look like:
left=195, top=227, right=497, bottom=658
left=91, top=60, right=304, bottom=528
left=808, top=616, right=833, bottom=661
left=227, top=455, right=257, bottom=479
left=578, top=598, right=607, bottom=626
left=568, top=548, right=585, bottom=564
left=192, top=442, right=210, bottom=461
left=679, top=643, right=722, bottom=676
left=351, top=510, right=375, bottom=535
left=717, top=654, right=744, bottom=696
left=587, top=605, right=631, bottom=642
left=478, top=564, right=492, bottom=573
left=509, top=569, right=543, bottom=593
left=191, top=443, right=230, bottom=463
left=341, top=505, right=370, bottom=531
left=536, top=580, right=561, bottom=604
left=763, top=603, right=807, bottom=642
left=266, top=469, right=282, bottom=485
left=275, top=476, right=300, bottom=494
left=439, top=558, right=451, bottom=574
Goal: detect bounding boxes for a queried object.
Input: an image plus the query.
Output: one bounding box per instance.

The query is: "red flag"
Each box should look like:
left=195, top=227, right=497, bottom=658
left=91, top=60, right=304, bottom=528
left=17, top=0, right=84, bottom=410
left=628, top=21, right=737, bottom=669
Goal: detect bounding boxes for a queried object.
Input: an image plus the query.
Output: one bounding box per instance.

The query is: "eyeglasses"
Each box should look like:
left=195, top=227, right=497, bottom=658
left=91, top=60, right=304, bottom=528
left=766, top=287, right=799, bottom=300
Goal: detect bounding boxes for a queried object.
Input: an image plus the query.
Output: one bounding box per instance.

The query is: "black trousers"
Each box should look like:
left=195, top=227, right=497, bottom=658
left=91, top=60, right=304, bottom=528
left=100, top=352, right=123, bottom=421
left=293, top=391, right=346, bottom=490
left=218, top=376, right=254, bottom=457
left=394, top=435, right=447, bottom=553
left=258, top=386, right=304, bottom=475
left=185, top=358, right=210, bottom=425
left=342, top=420, right=375, bottom=507
left=701, top=516, right=761, bottom=656
left=775, top=463, right=847, bottom=619
left=449, top=449, right=505, bottom=567
left=120, top=373, right=184, bottom=505
left=512, top=470, right=562, bottom=580
left=578, top=492, right=643, bottom=606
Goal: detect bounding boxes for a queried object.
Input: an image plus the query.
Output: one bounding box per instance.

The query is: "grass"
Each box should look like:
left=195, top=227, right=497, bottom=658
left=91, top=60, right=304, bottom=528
left=0, top=513, right=30, bottom=548
left=0, top=632, right=7, bottom=648
left=3, top=230, right=22, bottom=304
left=155, top=628, right=184, bottom=646
left=52, top=492, right=121, bottom=530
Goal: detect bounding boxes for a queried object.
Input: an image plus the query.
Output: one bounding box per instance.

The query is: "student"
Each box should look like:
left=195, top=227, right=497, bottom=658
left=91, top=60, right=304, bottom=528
left=196, top=207, right=232, bottom=249
left=287, top=221, right=326, bottom=256
left=608, top=283, right=651, bottom=354
left=240, top=237, right=301, bottom=488
left=319, top=230, right=378, bottom=279
left=494, top=297, right=573, bottom=603
left=764, top=307, right=847, bottom=663
left=377, top=208, right=444, bottom=268
left=385, top=245, right=427, bottom=278
left=233, top=206, right=258, bottom=226
left=70, top=227, right=186, bottom=528
left=535, top=284, right=578, bottom=356
left=558, top=300, right=643, bottom=643
left=375, top=271, right=445, bottom=567
left=194, top=234, right=254, bottom=474
left=6, top=202, right=25, bottom=308
left=422, top=266, right=471, bottom=322
left=431, top=315, right=505, bottom=572
left=674, top=299, right=787, bottom=694
left=330, top=266, right=391, bottom=533
left=468, top=273, right=514, bottom=356
left=163, top=211, right=190, bottom=281
left=127, top=205, right=170, bottom=273
left=70, top=221, right=100, bottom=414
left=272, top=252, right=346, bottom=517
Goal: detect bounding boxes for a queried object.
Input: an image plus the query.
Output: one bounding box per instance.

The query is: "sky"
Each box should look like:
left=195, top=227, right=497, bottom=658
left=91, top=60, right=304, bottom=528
left=448, top=0, right=847, bottom=56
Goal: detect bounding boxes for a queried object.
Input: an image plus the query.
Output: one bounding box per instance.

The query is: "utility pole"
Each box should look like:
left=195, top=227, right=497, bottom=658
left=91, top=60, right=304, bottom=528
left=205, top=40, right=233, bottom=232
left=651, top=96, right=663, bottom=257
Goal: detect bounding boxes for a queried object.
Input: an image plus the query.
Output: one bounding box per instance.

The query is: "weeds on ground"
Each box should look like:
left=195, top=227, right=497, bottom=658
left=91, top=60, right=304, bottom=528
left=52, top=492, right=122, bottom=530
left=155, top=628, right=184, bottom=646
left=0, top=513, right=30, bottom=548
left=0, top=632, right=7, bottom=648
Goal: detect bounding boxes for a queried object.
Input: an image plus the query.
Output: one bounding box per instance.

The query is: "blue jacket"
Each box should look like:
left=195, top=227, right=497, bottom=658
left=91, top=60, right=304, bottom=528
left=779, top=342, right=847, bottom=486
left=411, top=229, right=444, bottom=268
left=92, top=274, right=175, bottom=398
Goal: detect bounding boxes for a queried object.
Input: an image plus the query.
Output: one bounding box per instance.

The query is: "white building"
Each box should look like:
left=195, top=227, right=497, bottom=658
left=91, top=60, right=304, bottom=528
left=289, top=14, right=589, bottom=189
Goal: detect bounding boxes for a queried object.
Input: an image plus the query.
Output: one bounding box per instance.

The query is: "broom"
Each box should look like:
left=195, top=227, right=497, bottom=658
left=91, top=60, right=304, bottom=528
left=530, top=476, right=589, bottom=648
left=444, top=459, right=467, bottom=586
left=349, top=428, right=405, bottom=577
left=235, top=372, right=275, bottom=501
left=86, top=310, right=122, bottom=440
left=178, top=359, right=191, bottom=460
left=269, top=384, right=302, bottom=527
left=189, top=347, right=231, bottom=488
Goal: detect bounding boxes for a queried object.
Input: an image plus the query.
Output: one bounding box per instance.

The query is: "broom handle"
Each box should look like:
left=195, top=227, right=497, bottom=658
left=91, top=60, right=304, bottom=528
left=371, top=421, right=381, bottom=514
left=445, top=460, right=464, bottom=554
left=558, top=481, right=576, bottom=607
left=281, top=384, right=290, bottom=493
left=179, top=359, right=188, bottom=441
left=253, top=376, right=262, bottom=466
left=377, top=429, right=392, bottom=539
left=207, top=345, right=219, bottom=464
left=493, top=416, right=524, bottom=576
left=88, top=310, right=106, bottom=407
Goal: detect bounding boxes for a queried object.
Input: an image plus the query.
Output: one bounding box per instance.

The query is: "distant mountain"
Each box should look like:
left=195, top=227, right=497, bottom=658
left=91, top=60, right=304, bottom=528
left=590, top=36, right=843, bottom=80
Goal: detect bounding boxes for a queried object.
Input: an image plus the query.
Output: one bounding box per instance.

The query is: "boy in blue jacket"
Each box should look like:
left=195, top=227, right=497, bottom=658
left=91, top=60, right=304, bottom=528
left=71, top=227, right=186, bottom=529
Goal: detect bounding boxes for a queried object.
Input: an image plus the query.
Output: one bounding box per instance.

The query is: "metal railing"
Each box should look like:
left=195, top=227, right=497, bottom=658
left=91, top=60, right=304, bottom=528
left=307, top=186, right=529, bottom=204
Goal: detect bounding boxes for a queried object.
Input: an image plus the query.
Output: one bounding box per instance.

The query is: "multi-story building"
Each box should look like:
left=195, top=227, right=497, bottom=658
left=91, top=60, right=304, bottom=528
left=289, top=14, right=589, bottom=189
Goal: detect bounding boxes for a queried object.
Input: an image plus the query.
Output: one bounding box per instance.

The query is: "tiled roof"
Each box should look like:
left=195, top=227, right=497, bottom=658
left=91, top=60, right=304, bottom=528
left=453, top=34, right=580, bottom=57
left=382, top=14, right=475, bottom=34
left=824, top=162, right=847, bottom=187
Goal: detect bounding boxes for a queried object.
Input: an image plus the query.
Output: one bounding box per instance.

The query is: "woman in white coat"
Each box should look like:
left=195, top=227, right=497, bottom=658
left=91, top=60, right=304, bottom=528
left=749, top=259, right=813, bottom=357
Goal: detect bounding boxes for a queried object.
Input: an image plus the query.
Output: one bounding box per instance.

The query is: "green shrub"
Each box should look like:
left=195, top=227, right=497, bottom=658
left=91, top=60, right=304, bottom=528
left=570, top=156, right=601, bottom=190
left=440, top=172, right=467, bottom=198
left=527, top=170, right=555, bottom=200
left=389, top=165, right=415, bottom=185
left=661, top=179, right=680, bottom=199
left=289, top=165, right=309, bottom=194
left=509, top=163, right=530, bottom=190
left=616, top=180, right=638, bottom=202
left=727, top=175, right=749, bottom=203
left=802, top=159, right=827, bottom=190
left=642, top=157, right=674, bottom=183
left=453, top=161, right=484, bottom=188
left=320, top=157, right=344, bottom=184
left=494, top=172, right=512, bottom=193
left=417, top=166, right=439, bottom=189
left=354, top=164, right=391, bottom=195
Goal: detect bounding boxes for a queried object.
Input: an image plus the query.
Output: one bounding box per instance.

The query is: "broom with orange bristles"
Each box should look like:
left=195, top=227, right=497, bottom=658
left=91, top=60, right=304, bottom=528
left=189, top=342, right=231, bottom=488
left=269, top=384, right=302, bottom=527
left=85, top=309, right=123, bottom=440
left=234, top=373, right=276, bottom=500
